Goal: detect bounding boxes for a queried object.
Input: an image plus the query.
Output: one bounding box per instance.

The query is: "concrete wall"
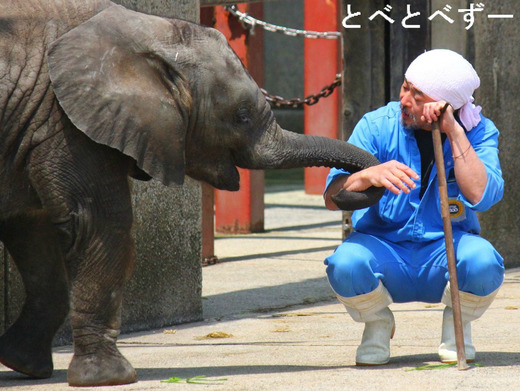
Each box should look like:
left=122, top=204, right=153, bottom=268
left=431, top=0, right=468, bottom=54
left=124, top=179, right=202, bottom=333
left=470, top=1, right=520, bottom=268
left=1, top=0, right=203, bottom=340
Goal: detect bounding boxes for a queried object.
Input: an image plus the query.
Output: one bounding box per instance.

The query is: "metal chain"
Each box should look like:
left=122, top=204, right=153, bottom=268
left=224, top=4, right=341, bottom=39
left=260, top=73, right=342, bottom=108
left=224, top=5, right=342, bottom=108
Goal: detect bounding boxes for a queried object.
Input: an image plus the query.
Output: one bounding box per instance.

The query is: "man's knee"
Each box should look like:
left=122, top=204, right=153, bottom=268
left=324, top=246, right=379, bottom=298
left=457, top=249, right=504, bottom=296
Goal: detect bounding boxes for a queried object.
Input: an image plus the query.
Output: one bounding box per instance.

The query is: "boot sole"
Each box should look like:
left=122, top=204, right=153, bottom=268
left=355, top=360, right=390, bottom=366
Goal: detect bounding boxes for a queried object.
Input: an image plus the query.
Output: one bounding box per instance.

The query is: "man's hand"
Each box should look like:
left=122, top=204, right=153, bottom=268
left=350, top=160, right=419, bottom=195
left=421, top=100, right=464, bottom=137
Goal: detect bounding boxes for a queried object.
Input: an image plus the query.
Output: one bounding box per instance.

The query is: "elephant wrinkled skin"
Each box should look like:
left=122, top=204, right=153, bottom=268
left=0, top=0, right=383, bottom=387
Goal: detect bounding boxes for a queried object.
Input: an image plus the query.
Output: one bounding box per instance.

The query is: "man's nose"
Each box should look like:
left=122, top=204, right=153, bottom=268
left=400, top=91, right=412, bottom=107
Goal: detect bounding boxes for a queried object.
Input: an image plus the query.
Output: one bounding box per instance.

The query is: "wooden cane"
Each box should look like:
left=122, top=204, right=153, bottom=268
left=431, top=115, right=469, bottom=370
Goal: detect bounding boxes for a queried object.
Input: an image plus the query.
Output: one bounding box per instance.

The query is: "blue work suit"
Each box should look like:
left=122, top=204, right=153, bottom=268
left=324, top=102, right=504, bottom=303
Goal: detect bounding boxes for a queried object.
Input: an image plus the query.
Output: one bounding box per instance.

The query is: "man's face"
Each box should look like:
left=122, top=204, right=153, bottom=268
left=399, top=79, right=435, bottom=130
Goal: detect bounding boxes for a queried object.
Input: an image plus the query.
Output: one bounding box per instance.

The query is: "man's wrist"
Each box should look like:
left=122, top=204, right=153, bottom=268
left=446, top=121, right=465, bottom=140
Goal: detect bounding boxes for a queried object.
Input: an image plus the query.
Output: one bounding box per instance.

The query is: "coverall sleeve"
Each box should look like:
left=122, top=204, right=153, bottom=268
left=460, top=117, right=503, bottom=212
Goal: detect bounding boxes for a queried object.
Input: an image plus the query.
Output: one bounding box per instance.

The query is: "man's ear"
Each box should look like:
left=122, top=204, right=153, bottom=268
left=48, top=5, right=192, bottom=186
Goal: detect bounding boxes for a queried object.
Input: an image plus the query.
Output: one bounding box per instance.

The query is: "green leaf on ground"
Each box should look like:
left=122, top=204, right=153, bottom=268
left=406, top=363, right=456, bottom=371
left=161, top=375, right=228, bottom=385
left=406, top=362, right=483, bottom=371
left=162, top=377, right=185, bottom=383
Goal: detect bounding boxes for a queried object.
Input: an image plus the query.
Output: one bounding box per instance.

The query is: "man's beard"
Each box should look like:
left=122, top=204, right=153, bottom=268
left=400, top=104, right=420, bottom=130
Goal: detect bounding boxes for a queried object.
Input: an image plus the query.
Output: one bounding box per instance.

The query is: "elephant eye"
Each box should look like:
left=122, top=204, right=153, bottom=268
left=234, top=108, right=252, bottom=126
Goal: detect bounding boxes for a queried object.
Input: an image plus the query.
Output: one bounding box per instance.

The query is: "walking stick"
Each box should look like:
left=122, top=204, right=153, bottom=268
left=431, top=111, right=469, bottom=371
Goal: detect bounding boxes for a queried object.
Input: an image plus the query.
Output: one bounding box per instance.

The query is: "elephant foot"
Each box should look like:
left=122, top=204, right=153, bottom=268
left=67, top=347, right=137, bottom=387
left=0, top=331, right=53, bottom=379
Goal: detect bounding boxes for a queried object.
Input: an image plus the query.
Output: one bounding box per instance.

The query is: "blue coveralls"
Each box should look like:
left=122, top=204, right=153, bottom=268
left=325, top=102, right=504, bottom=303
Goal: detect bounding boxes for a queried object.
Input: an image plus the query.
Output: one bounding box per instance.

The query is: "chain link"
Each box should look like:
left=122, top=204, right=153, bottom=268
left=225, top=4, right=341, bottom=39
left=260, top=73, right=342, bottom=108
left=224, top=4, right=342, bottom=108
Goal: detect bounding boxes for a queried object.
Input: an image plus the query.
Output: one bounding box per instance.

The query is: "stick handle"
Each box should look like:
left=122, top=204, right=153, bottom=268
left=431, top=121, right=469, bottom=371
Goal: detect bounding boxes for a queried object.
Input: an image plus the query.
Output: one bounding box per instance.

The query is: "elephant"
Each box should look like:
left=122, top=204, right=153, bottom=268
left=0, top=0, right=384, bottom=387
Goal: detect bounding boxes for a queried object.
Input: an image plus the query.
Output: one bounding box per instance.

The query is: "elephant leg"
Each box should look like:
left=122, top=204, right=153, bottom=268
left=66, top=215, right=137, bottom=387
left=0, top=211, right=69, bottom=378
left=29, top=129, right=138, bottom=386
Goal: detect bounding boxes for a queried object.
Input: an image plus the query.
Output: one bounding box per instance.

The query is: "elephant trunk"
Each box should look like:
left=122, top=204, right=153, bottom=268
left=237, top=124, right=385, bottom=210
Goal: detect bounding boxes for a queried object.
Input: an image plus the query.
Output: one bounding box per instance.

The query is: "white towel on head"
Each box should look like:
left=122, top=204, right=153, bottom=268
left=405, top=49, right=482, bottom=131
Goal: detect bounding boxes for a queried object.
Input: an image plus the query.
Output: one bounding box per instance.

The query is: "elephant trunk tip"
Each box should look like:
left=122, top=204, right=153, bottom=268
left=331, top=186, right=385, bottom=211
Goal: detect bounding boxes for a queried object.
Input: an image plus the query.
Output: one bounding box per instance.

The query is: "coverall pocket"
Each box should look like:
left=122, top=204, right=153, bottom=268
left=378, top=191, right=414, bottom=225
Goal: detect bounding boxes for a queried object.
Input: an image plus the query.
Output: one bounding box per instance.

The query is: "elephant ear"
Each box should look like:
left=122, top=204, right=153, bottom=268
left=48, top=5, right=191, bottom=186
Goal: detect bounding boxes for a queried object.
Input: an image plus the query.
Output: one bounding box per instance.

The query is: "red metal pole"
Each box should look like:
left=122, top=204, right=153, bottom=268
left=303, top=0, right=341, bottom=194
left=213, top=4, right=266, bottom=234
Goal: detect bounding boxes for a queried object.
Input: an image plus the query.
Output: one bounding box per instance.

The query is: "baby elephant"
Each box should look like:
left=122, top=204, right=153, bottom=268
left=0, top=0, right=383, bottom=386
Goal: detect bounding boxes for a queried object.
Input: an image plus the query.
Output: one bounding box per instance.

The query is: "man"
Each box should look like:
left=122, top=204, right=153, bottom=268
left=324, top=49, right=504, bottom=365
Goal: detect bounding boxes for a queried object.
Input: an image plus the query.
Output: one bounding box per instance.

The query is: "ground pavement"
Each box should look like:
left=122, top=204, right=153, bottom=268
left=1, top=185, right=519, bottom=390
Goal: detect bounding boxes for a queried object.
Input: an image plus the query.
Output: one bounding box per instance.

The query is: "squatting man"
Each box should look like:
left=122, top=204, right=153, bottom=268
left=323, top=49, right=504, bottom=365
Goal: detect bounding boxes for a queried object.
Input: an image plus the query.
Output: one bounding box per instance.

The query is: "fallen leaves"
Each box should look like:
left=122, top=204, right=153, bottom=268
left=196, top=331, right=234, bottom=340
left=271, top=326, right=291, bottom=333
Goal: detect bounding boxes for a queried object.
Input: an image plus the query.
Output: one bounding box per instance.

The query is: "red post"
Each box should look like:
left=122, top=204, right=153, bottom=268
left=210, top=4, right=266, bottom=234
left=303, top=0, right=341, bottom=194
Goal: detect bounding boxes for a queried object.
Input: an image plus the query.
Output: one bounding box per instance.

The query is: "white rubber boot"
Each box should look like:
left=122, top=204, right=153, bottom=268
left=438, top=283, right=500, bottom=363
left=336, top=282, right=394, bottom=365
left=438, top=306, right=475, bottom=363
